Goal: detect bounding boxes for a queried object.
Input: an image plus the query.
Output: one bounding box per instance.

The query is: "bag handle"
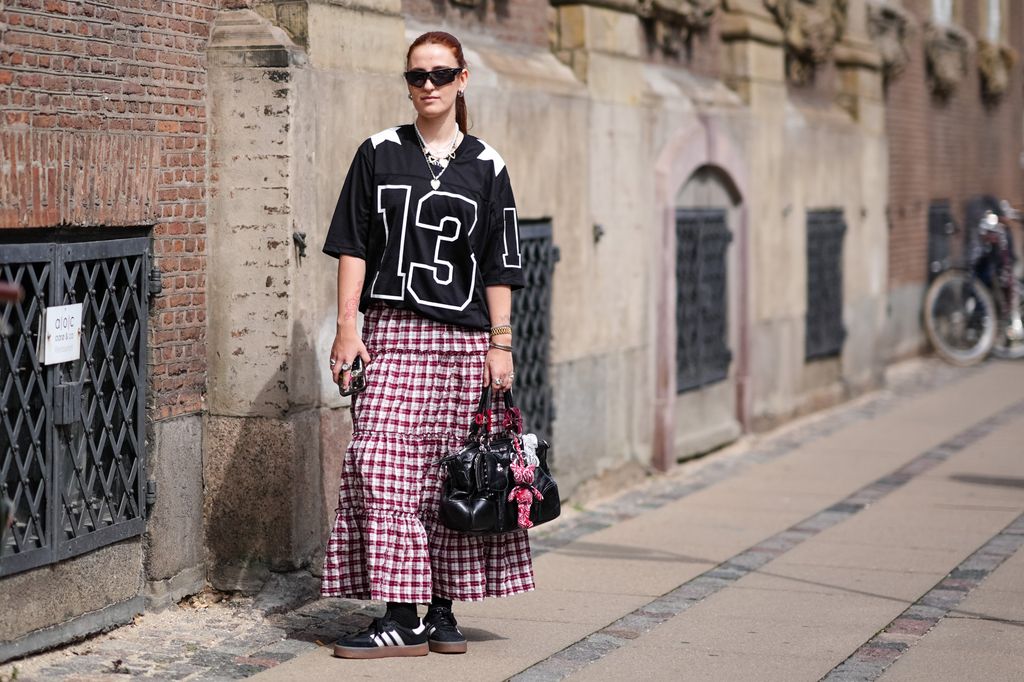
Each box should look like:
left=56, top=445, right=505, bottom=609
left=468, top=386, right=518, bottom=439
left=473, top=385, right=515, bottom=412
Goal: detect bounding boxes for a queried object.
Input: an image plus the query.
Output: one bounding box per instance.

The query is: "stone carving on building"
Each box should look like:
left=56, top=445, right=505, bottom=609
left=638, top=0, right=719, bottom=55
left=977, top=39, right=1017, bottom=102
left=550, top=0, right=718, bottom=56
left=763, top=0, right=849, bottom=83
left=923, top=21, right=971, bottom=98
left=646, top=1, right=719, bottom=55
left=866, top=0, right=912, bottom=84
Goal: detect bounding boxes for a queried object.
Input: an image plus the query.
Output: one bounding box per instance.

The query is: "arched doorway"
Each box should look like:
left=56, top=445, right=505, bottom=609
left=672, top=166, right=743, bottom=458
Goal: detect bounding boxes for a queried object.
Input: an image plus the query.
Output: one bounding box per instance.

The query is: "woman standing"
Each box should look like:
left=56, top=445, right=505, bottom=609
left=321, top=31, right=534, bottom=659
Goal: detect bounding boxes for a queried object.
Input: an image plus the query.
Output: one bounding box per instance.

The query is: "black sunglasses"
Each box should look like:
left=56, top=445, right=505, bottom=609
left=403, top=67, right=463, bottom=88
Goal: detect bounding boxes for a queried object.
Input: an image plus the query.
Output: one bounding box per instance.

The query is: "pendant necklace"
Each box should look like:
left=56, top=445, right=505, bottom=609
left=414, top=122, right=459, bottom=190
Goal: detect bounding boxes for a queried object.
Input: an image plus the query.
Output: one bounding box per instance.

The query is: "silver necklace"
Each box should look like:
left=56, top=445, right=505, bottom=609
left=414, top=123, right=459, bottom=190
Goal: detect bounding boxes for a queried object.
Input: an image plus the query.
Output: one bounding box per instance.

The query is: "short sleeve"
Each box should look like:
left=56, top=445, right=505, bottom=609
left=482, top=168, right=525, bottom=290
left=323, top=140, right=374, bottom=260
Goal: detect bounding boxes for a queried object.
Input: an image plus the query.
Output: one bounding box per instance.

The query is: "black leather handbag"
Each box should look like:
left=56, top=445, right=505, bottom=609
left=439, top=388, right=560, bottom=534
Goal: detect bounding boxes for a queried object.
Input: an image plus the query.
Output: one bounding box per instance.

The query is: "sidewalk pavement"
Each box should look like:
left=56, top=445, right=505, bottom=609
left=3, top=358, right=1024, bottom=681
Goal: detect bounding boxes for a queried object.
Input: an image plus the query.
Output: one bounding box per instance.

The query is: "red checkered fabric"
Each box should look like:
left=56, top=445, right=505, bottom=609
left=321, top=305, right=535, bottom=603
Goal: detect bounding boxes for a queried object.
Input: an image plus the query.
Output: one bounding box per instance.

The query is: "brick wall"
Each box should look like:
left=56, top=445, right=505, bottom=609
left=886, top=0, right=1024, bottom=287
left=0, top=0, right=215, bottom=419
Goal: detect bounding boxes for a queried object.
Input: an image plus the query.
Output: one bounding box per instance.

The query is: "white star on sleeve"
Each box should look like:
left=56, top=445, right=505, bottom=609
left=369, top=127, right=401, bottom=148
left=477, top=140, right=506, bottom=176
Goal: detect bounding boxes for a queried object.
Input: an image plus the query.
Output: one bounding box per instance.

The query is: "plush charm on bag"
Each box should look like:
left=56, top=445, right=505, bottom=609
left=438, top=387, right=560, bottom=534
left=502, top=405, right=544, bottom=529
left=507, top=457, right=544, bottom=529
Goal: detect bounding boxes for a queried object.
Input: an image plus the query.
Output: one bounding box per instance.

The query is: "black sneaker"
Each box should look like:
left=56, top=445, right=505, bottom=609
left=332, top=614, right=429, bottom=659
left=422, top=605, right=468, bottom=654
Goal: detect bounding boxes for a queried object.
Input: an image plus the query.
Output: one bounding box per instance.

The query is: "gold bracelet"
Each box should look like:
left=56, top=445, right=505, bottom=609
left=489, top=341, right=513, bottom=352
left=489, top=325, right=512, bottom=337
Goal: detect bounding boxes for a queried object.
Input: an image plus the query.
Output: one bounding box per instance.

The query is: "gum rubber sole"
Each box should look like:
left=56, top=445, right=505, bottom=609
left=429, top=640, right=468, bottom=654
left=332, top=642, right=429, bottom=659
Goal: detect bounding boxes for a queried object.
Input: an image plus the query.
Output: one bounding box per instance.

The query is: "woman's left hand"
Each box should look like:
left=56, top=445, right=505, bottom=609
left=483, top=347, right=514, bottom=393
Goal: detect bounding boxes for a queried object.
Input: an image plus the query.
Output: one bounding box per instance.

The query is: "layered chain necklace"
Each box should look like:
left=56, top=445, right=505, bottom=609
left=414, top=122, right=459, bottom=190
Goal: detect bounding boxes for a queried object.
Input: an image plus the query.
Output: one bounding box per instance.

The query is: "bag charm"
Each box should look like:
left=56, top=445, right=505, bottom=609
left=508, top=456, right=544, bottom=529
left=505, top=412, right=543, bottom=529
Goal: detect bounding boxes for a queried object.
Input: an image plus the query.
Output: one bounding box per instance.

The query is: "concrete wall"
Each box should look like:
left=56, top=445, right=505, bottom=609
left=0, top=540, right=144, bottom=660
left=205, top=11, right=327, bottom=591
left=144, top=416, right=206, bottom=607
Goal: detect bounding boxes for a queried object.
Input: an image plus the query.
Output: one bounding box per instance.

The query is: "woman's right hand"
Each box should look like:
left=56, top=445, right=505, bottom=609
left=330, top=329, right=371, bottom=391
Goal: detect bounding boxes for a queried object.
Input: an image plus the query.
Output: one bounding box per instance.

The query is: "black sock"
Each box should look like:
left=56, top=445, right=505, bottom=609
left=430, top=596, right=453, bottom=610
left=385, top=601, right=419, bottom=628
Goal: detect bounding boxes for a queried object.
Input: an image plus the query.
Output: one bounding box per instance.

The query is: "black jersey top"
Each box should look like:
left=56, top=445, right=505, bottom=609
left=323, top=125, right=524, bottom=330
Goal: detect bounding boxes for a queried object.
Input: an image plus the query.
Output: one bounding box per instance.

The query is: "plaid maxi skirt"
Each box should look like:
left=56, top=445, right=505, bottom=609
left=320, top=305, right=535, bottom=603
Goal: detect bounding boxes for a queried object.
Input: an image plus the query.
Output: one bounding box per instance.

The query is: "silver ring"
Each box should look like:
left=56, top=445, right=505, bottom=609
left=494, top=378, right=502, bottom=386
left=330, top=359, right=337, bottom=367
left=341, top=362, right=351, bottom=371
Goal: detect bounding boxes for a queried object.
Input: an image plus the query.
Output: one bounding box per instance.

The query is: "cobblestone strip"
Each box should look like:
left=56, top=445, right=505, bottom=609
left=511, top=397, right=1024, bottom=682
left=531, top=362, right=972, bottom=558
left=822, top=512, right=1024, bottom=682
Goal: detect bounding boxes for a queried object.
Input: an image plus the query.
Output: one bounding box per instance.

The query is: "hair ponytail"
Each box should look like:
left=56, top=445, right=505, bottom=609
left=455, top=92, right=468, bottom=134
left=407, top=31, right=470, bottom=133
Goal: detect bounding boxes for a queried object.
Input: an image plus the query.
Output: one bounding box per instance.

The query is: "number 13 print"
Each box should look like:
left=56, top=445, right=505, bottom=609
left=371, top=186, right=480, bottom=312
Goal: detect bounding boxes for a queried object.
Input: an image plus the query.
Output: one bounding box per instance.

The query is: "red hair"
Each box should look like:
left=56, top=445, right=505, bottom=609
left=407, top=31, right=469, bottom=133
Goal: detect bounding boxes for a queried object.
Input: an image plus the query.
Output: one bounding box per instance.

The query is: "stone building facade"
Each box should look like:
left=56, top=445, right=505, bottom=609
left=874, top=0, right=1024, bottom=358
left=1, top=0, right=1009, bottom=660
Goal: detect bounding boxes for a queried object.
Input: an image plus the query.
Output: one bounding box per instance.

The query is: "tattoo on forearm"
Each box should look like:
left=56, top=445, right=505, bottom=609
left=495, top=314, right=511, bottom=325
left=343, top=280, right=362, bottom=322
left=344, top=298, right=358, bottom=321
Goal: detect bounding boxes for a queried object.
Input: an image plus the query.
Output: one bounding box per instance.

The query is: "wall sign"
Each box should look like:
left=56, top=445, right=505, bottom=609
left=37, top=303, right=83, bottom=365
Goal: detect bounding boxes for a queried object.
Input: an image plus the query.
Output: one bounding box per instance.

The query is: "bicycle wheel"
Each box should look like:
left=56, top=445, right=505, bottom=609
left=923, top=269, right=997, bottom=366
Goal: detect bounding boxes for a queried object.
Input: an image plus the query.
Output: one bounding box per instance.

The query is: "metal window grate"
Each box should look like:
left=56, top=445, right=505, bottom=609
left=1, top=248, right=53, bottom=573
left=511, top=221, right=558, bottom=446
left=805, top=209, right=847, bottom=360
left=928, top=200, right=956, bottom=281
left=676, top=209, right=733, bottom=393
left=1, top=237, right=149, bottom=577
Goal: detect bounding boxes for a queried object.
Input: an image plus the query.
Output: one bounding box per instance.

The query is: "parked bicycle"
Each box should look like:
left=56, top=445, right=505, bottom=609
left=923, top=200, right=1024, bottom=366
